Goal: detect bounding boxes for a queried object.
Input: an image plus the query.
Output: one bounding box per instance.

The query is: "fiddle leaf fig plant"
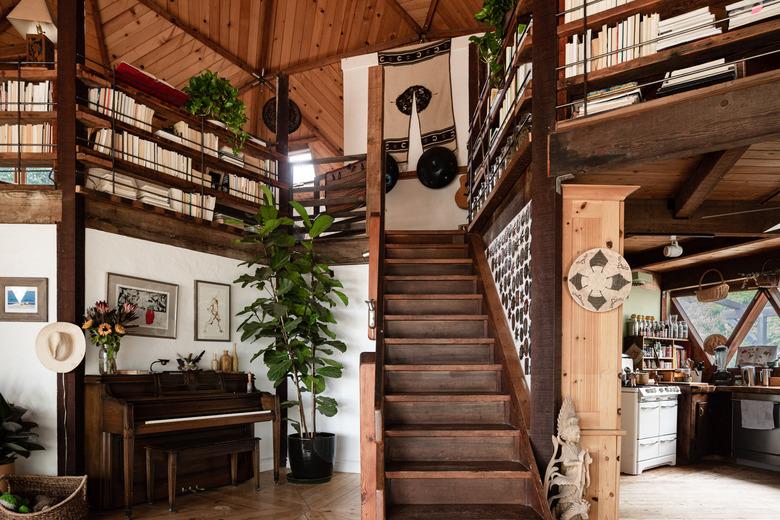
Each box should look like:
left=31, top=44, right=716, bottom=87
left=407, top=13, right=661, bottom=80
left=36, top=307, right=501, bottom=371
left=0, top=393, right=44, bottom=466
left=183, top=70, right=249, bottom=153
left=235, top=187, right=348, bottom=437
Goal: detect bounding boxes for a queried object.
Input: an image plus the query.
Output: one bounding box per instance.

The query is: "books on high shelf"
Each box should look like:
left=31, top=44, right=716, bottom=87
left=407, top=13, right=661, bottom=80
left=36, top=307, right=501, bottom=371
left=565, top=14, right=659, bottom=77
left=496, top=22, right=532, bottom=130
left=169, top=188, right=216, bottom=221
left=657, top=8, right=721, bottom=50
left=137, top=182, right=171, bottom=209
left=727, top=0, right=780, bottom=29
left=88, top=87, right=155, bottom=132
left=657, top=59, right=738, bottom=96
left=0, top=123, right=53, bottom=152
left=86, top=168, right=139, bottom=199
left=91, top=128, right=192, bottom=180
left=0, top=81, right=51, bottom=111
left=171, top=121, right=219, bottom=157
left=564, top=1, right=631, bottom=23
left=571, top=83, right=642, bottom=118
left=226, top=173, right=262, bottom=203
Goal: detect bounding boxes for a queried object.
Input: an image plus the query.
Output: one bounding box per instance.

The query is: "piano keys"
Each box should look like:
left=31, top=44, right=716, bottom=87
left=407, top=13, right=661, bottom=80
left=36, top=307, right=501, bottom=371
left=84, top=371, right=280, bottom=513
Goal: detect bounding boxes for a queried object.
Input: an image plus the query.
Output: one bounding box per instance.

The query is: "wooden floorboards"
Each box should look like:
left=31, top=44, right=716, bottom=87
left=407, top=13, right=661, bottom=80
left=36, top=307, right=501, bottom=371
left=94, top=462, right=779, bottom=519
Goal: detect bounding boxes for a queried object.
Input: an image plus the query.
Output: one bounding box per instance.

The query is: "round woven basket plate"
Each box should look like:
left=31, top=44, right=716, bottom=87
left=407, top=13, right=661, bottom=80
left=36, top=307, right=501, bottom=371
left=567, top=247, right=632, bottom=313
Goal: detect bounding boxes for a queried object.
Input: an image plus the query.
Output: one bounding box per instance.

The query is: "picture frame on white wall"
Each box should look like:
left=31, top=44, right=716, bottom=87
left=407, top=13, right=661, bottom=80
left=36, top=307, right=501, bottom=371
left=194, top=280, right=231, bottom=342
left=0, top=277, right=47, bottom=322
left=107, top=273, right=179, bottom=338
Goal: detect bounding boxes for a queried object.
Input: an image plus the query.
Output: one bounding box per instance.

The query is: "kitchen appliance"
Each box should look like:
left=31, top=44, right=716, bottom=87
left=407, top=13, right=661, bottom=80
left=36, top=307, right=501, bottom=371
left=741, top=366, right=757, bottom=386
left=732, top=392, right=780, bottom=470
left=621, top=385, right=681, bottom=475
left=710, top=345, right=734, bottom=386
left=759, top=368, right=773, bottom=387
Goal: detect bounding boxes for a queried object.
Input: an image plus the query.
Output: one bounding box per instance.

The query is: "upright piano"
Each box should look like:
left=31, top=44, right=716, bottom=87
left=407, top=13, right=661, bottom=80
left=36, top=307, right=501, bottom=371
left=84, top=371, right=280, bottom=512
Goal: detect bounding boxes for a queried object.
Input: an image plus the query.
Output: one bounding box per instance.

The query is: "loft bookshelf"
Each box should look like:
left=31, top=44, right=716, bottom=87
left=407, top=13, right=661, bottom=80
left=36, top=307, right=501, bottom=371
left=467, top=1, right=533, bottom=231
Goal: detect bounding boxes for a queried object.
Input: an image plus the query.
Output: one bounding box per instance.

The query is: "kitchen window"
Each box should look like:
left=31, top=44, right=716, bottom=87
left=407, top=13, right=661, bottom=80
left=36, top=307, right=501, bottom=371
left=675, top=290, right=758, bottom=340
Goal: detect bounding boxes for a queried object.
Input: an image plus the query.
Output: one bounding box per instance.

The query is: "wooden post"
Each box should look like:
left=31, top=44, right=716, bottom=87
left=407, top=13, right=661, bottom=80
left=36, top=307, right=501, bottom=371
left=56, top=0, right=86, bottom=476
left=359, top=353, right=377, bottom=520
left=561, top=184, right=638, bottom=520
left=366, top=66, right=385, bottom=341
left=529, top=0, right=561, bottom=466
left=275, top=73, right=290, bottom=466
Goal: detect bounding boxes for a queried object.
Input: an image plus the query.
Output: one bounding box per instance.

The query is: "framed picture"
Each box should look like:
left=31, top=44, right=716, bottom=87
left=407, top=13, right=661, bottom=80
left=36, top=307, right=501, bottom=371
left=194, top=280, right=231, bottom=342
left=107, top=273, right=179, bottom=339
left=0, top=277, right=47, bottom=322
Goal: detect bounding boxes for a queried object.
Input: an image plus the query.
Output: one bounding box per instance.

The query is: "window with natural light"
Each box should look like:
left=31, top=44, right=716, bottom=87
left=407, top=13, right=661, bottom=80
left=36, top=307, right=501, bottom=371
left=290, top=151, right=315, bottom=186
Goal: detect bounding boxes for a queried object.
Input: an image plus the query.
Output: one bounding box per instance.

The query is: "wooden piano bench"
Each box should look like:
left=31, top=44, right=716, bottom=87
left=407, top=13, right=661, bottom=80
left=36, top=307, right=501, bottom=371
left=145, top=437, right=261, bottom=512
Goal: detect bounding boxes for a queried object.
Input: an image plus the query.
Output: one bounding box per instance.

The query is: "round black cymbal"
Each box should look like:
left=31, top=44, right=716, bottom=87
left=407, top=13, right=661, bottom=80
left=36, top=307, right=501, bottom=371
left=416, top=146, right=457, bottom=189
left=385, top=154, right=399, bottom=193
left=262, top=97, right=302, bottom=133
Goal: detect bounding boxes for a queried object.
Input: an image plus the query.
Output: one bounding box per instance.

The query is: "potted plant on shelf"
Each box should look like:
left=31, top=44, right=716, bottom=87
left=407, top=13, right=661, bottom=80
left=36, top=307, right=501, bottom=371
left=183, top=70, right=249, bottom=154
left=470, top=0, right=517, bottom=87
left=0, top=393, right=44, bottom=492
left=82, top=301, right=138, bottom=375
left=235, top=188, right=348, bottom=483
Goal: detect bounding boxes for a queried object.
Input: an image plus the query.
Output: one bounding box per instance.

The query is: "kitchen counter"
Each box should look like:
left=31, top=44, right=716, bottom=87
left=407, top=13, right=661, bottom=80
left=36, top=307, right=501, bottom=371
left=668, top=383, right=780, bottom=395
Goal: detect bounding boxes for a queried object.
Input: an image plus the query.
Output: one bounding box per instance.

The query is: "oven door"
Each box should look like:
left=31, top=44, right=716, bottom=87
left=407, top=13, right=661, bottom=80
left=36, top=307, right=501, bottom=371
left=732, top=393, right=780, bottom=467
left=659, top=398, right=678, bottom=436
left=639, top=400, right=661, bottom=439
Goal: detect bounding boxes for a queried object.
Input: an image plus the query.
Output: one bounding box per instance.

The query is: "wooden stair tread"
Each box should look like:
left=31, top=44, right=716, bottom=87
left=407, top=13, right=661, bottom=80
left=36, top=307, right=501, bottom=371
left=385, top=258, right=473, bottom=264
left=384, top=315, right=489, bottom=321
left=385, top=364, right=501, bottom=371
left=384, top=294, right=482, bottom=300
left=386, top=230, right=465, bottom=235
left=384, top=338, right=495, bottom=344
left=385, top=393, right=510, bottom=402
left=388, top=504, right=541, bottom=519
left=386, top=424, right=521, bottom=437
left=385, top=460, right=531, bottom=478
left=385, top=275, right=479, bottom=280
left=386, top=243, right=469, bottom=249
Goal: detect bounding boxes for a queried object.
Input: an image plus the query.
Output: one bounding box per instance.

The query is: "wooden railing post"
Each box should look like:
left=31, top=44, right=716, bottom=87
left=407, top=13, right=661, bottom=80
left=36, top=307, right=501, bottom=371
left=360, top=353, right=377, bottom=520
left=366, top=65, right=385, bottom=341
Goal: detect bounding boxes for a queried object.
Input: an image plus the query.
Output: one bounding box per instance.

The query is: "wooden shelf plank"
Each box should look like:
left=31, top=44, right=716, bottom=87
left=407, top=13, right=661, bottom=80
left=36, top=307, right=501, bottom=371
left=559, top=17, right=780, bottom=95
left=0, top=111, right=56, bottom=123
left=0, top=152, right=56, bottom=166
left=0, top=68, right=57, bottom=81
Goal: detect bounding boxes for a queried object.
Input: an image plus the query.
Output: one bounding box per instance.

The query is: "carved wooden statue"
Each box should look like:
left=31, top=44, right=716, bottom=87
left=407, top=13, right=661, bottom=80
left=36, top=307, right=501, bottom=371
left=543, top=398, right=593, bottom=520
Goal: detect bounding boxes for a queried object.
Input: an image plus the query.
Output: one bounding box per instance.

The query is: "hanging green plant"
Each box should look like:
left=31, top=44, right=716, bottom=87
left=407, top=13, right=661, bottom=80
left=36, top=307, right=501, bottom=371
left=183, top=70, right=249, bottom=154
left=469, top=0, right=517, bottom=87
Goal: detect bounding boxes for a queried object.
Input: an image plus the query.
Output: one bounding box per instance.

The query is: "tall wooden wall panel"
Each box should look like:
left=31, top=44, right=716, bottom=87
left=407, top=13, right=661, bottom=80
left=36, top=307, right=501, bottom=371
left=560, top=184, right=638, bottom=520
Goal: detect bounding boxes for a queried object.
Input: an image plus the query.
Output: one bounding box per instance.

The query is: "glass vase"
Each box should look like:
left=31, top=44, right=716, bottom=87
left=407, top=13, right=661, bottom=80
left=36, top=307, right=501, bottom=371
left=98, top=345, right=118, bottom=375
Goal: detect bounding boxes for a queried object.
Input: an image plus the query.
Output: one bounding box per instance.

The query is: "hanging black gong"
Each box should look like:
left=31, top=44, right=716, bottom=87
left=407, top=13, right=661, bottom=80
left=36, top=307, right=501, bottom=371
left=416, top=146, right=457, bottom=189
left=262, top=97, right=302, bottom=133
left=385, top=154, right=399, bottom=193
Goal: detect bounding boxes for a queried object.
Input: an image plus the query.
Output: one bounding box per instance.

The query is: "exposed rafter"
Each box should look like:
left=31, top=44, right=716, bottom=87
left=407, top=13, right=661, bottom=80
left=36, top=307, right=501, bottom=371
left=674, top=146, right=749, bottom=218
left=88, top=0, right=110, bottom=67
left=423, top=0, right=441, bottom=33
left=387, top=0, right=423, bottom=35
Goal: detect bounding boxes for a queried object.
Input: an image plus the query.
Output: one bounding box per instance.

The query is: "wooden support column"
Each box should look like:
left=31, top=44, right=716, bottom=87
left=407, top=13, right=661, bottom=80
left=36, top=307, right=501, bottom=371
left=561, top=184, right=639, bottom=520
left=365, top=66, right=384, bottom=221
left=359, top=353, right=377, bottom=520
left=56, top=0, right=86, bottom=476
left=529, top=0, right=561, bottom=466
left=275, top=73, right=290, bottom=466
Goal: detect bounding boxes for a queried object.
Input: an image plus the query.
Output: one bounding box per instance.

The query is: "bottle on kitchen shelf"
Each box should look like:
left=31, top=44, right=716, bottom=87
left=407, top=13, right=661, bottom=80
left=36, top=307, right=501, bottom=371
left=211, top=352, right=219, bottom=371
left=220, top=349, right=232, bottom=372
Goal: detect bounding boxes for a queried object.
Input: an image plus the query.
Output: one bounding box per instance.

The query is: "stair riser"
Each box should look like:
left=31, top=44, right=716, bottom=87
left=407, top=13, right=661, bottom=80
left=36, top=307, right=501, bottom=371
left=386, top=234, right=466, bottom=245
left=386, top=247, right=470, bottom=259
left=388, top=478, right=533, bottom=505
left=385, top=279, right=477, bottom=294
left=386, top=371, right=501, bottom=393
left=385, top=320, right=487, bottom=338
left=386, top=436, right=520, bottom=462
left=384, top=298, right=483, bottom=315
left=385, top=344, right=494, bottom=364
left=386, top=401, right=509, bottom=425
left=385, top=263, right=474, bottom=276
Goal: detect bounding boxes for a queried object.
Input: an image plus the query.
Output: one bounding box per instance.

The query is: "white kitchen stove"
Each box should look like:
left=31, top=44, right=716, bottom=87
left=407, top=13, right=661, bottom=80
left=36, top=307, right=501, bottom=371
left=621, top=385, right=680, bottom=475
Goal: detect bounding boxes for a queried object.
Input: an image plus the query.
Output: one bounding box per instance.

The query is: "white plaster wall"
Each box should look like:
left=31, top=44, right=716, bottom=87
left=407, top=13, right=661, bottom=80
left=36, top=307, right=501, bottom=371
left=0, top=224, right=58, bottom=475
left=342, top=35, right=473, bottom=230
left=85, top=230, right=371, bottom=473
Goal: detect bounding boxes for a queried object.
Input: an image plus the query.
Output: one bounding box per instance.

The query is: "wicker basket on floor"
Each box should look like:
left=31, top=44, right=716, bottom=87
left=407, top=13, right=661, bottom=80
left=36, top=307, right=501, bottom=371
left=0, top=475, right=87, bottom=519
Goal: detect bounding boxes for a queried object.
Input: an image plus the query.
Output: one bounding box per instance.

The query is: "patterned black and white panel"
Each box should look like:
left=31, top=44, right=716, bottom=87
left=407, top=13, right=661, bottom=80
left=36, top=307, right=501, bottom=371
left=486, top=201, right=532, bottom=379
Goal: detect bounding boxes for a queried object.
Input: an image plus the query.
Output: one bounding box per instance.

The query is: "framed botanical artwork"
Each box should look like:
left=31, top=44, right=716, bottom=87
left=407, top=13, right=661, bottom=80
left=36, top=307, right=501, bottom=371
left=0, top=277, right=47, bottom=322
left=107, top=273, right=179, bottom=339
left=194, top=280, right=231, bottom=342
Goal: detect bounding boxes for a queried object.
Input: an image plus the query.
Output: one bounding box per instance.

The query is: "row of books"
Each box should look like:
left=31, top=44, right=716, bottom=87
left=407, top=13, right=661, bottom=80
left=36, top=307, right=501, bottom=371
left=171, top=121, right=219, bottom=157
left=92, top=128, right=193, bottom=180
left=169, top=189, right=217, bottom=220
left=563, top=0, right=631, bottom=23
left=0, top=123, right=54, bottom=152
left=0, top=81, right=52, bottom=112
left=225, top=173, right=263, bottom=203
left=492, top=23, right=532, bottom=140
left=728, top=0, right=780, bottom=28
left=88, top=87, right=155, bottom=132
left=564, top=14, right=660, bottom=77
left=657, top=8, right=720, bottom=51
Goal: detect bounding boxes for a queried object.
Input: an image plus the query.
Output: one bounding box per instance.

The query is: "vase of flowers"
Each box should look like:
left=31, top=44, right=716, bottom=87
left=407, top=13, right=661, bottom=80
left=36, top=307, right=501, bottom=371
left=82, top=301, right=138, bottom=375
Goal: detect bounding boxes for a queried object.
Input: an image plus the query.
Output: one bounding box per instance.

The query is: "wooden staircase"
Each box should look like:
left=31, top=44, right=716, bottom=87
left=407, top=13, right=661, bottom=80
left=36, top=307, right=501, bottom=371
left=370, top=230, right=551, bottom=520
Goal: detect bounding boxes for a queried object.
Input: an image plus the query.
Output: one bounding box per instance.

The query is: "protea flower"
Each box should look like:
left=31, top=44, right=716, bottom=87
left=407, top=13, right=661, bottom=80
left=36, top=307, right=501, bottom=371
left=95, top=301, right=110, bottom=313
left=122, top=302, right=138, bottom=314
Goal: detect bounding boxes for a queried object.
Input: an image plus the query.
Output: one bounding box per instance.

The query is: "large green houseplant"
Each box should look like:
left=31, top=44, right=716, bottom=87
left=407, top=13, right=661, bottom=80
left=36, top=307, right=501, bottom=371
left=183, top=70, right=249, bottom=153
left=0, top=393, right=44, bottom=490
left=470, top=0, right=517, bottom=87
left=236, top=187, right=348, bottom=482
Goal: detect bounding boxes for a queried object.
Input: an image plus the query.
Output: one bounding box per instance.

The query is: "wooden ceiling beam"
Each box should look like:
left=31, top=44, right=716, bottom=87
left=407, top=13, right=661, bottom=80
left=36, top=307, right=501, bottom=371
left=660, top=248, right=780, bottom=291
left=674, top=146, right=749, bottom=218
left=423, top=0, right=441, bottom=34
left=639, top=236, right=780, bottom=273
left=386, top=0, right=423, bottom=35
left=88, top=0, right=110, bottom=67
left=551, top=69, right=780, bottom=178
left=260, top=0, right=275, bottom=70
left=134, top=0, right=260, bottom=81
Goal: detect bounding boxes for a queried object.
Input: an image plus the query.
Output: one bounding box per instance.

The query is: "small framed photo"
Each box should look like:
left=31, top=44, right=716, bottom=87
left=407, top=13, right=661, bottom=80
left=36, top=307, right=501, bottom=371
left=194, top=280, right=231, bottom=342
left=0, top=277, right=47, bottom=322
left=107, top=273, right=179, bottom=339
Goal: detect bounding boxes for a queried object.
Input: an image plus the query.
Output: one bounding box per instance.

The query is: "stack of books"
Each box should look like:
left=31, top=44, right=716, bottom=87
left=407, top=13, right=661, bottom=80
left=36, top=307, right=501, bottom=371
left=571, top=83, right=642, bottom=118
left=727, top=0, right=780, bottom=28
left=137, top=183, right=170, bottom=209
left=86, top=168, right=138, bottom=199
left=0, top=123, right=54, bottom=152
left=657, top=8, right=721, bottom=50
left=565, top=14, right=660, bottom=77
left=564, top=0, right=631, bottom=23
left=226, top=173, right=262, bottom=203
left=171, top=121, right=219, bottom=157
left=0, top=81, right=52, bottom=111
left=88, top=87, right=155, bottom=132
left=92, top=128, right=192, bottom=180
left=169, top=188, right=217, bottom=221
left=657, top=59, right=738, bottom=96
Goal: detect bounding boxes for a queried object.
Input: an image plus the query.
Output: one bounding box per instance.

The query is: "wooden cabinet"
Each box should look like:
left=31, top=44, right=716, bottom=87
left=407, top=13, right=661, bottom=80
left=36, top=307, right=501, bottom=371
left=676, top=387, right=730, bottom=464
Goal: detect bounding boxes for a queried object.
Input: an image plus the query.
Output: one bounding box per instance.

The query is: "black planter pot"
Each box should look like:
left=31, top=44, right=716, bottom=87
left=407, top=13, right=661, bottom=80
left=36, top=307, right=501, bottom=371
left=288, top=432, right=335, bottom=483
